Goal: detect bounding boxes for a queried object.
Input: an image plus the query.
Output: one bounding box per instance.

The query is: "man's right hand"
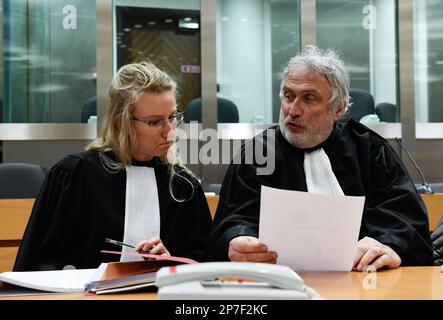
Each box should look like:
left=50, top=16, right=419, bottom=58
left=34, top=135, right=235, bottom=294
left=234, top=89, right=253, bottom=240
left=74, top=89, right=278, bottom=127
left=228, top=236, right=278, bottom=263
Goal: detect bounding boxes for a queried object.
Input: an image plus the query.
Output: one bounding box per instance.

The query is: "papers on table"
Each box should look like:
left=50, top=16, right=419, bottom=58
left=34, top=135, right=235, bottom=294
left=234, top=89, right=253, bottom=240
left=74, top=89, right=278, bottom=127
left=0, top=269, right=98, bottom=294
left=0, top=252, right=197, bottom=296
left=259, top=186, right=365, bottom=271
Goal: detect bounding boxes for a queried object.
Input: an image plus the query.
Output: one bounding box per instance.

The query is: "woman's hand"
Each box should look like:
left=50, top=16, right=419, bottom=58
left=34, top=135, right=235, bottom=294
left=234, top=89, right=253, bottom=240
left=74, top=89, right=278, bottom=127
left=135, top=236, right=170, bottom=257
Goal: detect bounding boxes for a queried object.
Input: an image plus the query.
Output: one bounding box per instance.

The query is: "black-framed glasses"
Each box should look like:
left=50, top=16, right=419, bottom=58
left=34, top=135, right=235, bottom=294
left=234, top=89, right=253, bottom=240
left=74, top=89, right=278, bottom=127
left=132, top=111, right=185, bottom=128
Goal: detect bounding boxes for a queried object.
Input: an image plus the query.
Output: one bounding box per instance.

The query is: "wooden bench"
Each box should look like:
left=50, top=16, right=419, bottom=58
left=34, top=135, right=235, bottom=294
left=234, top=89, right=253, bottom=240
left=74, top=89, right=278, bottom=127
left=0, top=196, right=220, bottom=273
left=205, top=195, right=219, bottom=220
left=421, top=194, right=443, bottom=232
left=0, top=194, right=439, bottom=273
left=0, top=199, right=34, bottom=273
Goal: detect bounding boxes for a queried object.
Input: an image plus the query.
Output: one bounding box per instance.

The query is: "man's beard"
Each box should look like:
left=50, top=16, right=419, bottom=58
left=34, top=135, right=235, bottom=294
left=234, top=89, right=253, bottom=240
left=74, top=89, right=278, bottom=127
left=279, top=109, right=335, bottom=149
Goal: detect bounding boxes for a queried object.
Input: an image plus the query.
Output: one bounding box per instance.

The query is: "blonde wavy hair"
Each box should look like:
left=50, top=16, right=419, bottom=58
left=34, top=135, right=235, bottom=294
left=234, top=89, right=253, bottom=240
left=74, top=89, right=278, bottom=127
left=86, top=61, right=194, bottom=201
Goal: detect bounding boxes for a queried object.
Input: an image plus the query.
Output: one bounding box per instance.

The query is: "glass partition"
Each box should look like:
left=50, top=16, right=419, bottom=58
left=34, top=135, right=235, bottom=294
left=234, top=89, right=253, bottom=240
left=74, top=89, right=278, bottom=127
left=414, top=0, right=443, bottom=123
left=115, top=4, right=201, bottom=112
left=216, top=0, right=301, bottom=124
left=317, top=0, right=398, bottom=123
left=3, top=0, right=96, bottom=123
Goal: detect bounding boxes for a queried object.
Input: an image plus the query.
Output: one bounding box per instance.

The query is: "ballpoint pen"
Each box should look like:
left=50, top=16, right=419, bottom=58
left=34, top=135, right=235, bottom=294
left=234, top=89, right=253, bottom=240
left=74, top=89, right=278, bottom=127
left=105, top=238, right=135, bottom=249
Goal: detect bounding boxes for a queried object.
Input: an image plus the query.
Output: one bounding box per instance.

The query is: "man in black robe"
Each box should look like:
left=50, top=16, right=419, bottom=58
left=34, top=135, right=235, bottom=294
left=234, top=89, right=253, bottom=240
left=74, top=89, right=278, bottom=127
left=14, top=62, right=212, bottom=271
left=210, top=46, right=433, bottom=270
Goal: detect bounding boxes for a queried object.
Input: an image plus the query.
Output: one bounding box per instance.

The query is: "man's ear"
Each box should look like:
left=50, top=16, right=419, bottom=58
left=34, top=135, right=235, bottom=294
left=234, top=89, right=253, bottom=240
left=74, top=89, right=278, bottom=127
left=334, top=104, right=346, bottom=120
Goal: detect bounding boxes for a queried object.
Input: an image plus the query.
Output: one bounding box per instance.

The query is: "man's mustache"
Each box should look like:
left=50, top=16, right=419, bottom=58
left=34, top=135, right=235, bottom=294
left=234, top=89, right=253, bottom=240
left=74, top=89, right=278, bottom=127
left=283, top=116, right=306, bottom=128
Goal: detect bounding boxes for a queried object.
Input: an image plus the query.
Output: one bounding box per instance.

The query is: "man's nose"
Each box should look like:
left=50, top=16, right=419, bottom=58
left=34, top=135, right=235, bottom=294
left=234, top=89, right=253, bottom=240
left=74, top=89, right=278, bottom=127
left=287, top=99, right=303, bottom=117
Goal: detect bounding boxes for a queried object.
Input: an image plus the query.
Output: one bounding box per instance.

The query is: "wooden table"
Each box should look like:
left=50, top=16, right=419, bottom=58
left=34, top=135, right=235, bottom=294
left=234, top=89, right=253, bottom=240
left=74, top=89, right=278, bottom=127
left=300, top=266, right=443, bottom=300
left=1, top=267, right=442, bottom=300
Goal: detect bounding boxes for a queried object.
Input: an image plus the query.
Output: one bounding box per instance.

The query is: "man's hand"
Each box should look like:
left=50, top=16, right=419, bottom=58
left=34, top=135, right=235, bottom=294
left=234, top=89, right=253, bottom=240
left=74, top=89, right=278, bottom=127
left=353, top=236, right=401, bottom=272
left=228, top=236, right=277, bottom=263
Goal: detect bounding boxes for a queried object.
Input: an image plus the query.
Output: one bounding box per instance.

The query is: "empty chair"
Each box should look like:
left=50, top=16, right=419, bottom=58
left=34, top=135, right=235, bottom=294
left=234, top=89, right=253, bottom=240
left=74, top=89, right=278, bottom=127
left=347, top=88, right=375, bottom=122
left=207, top=183, right=222, bottom=195
left=81, top=96, right=97, bottom=123
left=0, top=163, right=46, bottom=199
left=376, top=102, right=397, bottom=122
left=184, top=97, right=239, bottom=123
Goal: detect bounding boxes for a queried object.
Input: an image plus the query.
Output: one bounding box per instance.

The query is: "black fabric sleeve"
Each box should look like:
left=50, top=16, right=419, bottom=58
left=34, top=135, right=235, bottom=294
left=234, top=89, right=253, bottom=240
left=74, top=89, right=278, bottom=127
left=160, top=169, right=213, bottom=263
left=13, top=156, right=85, bottom=271
left=362, top=138, right=433, bottom=265
left=210, top=154, right=266, bottom=261
left=180, top=182, right=213, bottom=262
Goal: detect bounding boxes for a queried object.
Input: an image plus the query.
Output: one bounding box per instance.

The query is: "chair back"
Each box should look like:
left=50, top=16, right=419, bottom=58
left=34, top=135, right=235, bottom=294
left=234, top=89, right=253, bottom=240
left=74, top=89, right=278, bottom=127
left=184, top=97, right=239, bottom=123
left=81, top=96, right=97, bottom=123
left=0, top=163, right=46, bottom=199
left=207, top=183, right=222, bottom=195
left=347, top=88, right=375, bottom=121
left=375, top=102, right=397, bottom=122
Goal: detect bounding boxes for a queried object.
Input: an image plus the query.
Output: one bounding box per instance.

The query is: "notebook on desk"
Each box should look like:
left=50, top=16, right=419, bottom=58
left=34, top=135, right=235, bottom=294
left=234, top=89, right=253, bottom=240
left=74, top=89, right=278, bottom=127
left=0, top=268, right=99, bottom=295
left=0, top=251, right=197, bottom=296
left=86, top=250, right=197, bottom=295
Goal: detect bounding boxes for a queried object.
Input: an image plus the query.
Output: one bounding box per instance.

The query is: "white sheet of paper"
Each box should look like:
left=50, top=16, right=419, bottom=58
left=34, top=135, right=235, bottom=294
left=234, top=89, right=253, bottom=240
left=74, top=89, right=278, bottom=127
left=0, top=269, right=98, bottom=293
left=259, top=186, right=365, bottom=271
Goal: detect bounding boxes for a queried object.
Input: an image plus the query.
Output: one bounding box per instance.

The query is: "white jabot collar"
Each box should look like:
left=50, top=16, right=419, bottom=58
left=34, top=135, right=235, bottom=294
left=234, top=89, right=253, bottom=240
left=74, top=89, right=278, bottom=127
left=304, top=148, right=344, bottom=196
left=121, top=166, right=160, bottom=262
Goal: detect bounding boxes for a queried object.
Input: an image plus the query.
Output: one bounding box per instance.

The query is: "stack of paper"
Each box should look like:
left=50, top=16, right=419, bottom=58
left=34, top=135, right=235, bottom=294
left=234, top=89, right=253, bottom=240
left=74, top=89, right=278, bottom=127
left=0, top=251, right=198, bottom=296
left=0, top=269, right=98, bottom=294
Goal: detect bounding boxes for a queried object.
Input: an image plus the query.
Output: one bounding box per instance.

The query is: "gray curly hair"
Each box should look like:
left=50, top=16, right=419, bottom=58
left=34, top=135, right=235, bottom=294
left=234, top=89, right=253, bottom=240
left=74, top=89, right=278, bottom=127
left=280, top=45, right=350, bottom=112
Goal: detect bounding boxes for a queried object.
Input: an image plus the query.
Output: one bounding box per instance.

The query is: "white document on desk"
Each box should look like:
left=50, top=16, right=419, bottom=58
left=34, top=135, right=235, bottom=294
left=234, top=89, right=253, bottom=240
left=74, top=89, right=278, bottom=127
left=259, top=186, right=365, bottom=271
left=0, top=268, right=100, bottom=294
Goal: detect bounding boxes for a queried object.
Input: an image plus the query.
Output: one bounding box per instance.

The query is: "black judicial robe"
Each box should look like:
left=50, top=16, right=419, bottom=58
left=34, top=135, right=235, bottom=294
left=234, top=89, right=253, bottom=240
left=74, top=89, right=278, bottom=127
left=14, top=151, right=212, bottom=271
left=210, top=118, right=433, bottom=265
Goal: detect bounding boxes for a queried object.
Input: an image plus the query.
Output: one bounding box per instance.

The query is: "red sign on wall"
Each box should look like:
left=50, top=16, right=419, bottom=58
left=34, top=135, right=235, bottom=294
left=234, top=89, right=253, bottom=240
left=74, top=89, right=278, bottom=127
left=181, top=65, right=201, bottom=74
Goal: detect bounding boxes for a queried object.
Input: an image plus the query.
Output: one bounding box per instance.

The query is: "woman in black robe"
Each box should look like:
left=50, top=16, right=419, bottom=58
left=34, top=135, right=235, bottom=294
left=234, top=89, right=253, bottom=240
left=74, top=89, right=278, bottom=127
left=14, top=62, right=212, bottom=271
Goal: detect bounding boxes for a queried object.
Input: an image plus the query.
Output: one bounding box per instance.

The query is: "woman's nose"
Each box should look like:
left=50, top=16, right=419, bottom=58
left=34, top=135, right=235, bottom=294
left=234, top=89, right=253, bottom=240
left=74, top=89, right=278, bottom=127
left=161, top=121, right=174, bottom=137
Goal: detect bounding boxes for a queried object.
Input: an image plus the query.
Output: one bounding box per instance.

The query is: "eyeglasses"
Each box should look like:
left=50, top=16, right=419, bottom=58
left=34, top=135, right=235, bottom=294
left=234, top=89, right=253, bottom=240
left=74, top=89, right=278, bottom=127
left=132, top=111, right=185, bottom=128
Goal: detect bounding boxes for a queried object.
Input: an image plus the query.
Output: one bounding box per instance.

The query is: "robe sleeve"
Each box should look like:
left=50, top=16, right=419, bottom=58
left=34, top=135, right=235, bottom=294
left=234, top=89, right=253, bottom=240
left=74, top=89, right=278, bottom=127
left=13, top=155, right=85, bottom=271
left=363, top=137, right=433, bottom=265
left=181, top=182, right=213, bottom=262
left=210, top=147, right=269, bottom=261
left=162, top=171, right=213, bottom=262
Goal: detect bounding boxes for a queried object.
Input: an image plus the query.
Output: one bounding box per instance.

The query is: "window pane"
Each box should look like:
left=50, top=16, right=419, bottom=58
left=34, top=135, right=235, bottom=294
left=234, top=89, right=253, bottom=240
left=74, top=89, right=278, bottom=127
left=317, top=0, right=398, bottom=123
left=3, top=0, right=96, bottom=123
left=216, top=0, right=301, bottom=124
left=414, top=0, right=443, bottom=123
left=115, top=3, right=201, bottom=112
